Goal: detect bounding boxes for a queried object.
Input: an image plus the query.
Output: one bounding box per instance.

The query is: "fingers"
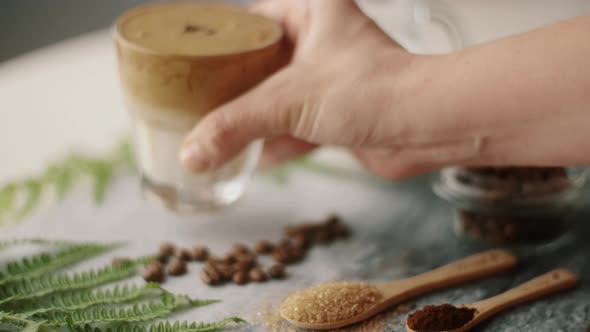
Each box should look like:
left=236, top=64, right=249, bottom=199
left=180, top=68, right=301, bottom=173
left=260, top=136, right=317, bottom=168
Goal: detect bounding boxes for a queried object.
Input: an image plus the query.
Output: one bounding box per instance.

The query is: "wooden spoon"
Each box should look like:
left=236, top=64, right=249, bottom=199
left=281, top=249, right=517, bottom=330
left=405, top=268, right=578, bottom=332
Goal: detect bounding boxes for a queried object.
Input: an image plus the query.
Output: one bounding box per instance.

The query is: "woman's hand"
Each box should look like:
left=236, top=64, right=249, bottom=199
left=181, top=0, right=590, bottom=177
left=180, top=0, right=432, bottom=179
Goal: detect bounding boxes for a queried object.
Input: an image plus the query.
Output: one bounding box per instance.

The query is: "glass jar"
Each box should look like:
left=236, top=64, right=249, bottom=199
left=434, top=167, right=589, bottom=248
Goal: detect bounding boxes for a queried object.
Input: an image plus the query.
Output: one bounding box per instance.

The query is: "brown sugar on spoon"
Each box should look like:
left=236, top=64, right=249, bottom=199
left=280, top=281, right=382, bottom=324
left=407, top=304, right=476, bottom=332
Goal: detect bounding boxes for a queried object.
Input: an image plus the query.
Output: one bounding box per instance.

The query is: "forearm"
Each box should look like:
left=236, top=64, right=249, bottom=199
left=403, top=15, right=590, bottom=167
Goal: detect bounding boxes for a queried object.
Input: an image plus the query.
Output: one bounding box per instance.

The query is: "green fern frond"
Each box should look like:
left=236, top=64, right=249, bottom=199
left=0, top=262, right=138, bottom=305
left=17, top=180, right=43, bottom=219
left=0, top=139, right=134, bottom=225
left=0, top=311, right=57, bottom=332
left=66, top=317, right=245, bottom=332
left=19, top=283, right=166, bottom=317
left=0, top=243, right=117, bottom=285
left=42, top=293, right=205, bottom=326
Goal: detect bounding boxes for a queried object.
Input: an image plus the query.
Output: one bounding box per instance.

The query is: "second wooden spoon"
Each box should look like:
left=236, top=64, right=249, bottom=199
left=281, top=249, right=517, bottom=330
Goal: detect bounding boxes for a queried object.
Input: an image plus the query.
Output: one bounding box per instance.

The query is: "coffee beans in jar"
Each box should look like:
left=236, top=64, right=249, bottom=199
left=434, top=166, right=587, bottom=246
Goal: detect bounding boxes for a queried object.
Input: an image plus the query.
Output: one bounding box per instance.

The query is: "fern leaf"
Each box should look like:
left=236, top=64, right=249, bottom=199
left=43, top=293, right=204, bottom=326
left=0, top=244, right=117, bottom=285
left=0, top=238, right=86, bottom=252
left=20, top=283, right=165, bottom=317
left=66, top=317, right=245, bottom=332
left=0, top=262, right=138, bottom=305
left=17, top=180, right=43, bottom=219
left=0, top=311, right=57, bottom=332
left=89, top=161, right=114, bottom=204
left=43, top=164, right=75, bottom=200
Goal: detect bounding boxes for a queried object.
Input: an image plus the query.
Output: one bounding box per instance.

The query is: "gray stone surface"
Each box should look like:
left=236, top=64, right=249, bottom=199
left=1, top=165, right=588, bottom=331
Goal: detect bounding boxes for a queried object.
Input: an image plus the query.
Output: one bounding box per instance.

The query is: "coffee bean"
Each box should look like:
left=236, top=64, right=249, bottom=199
left=315, top=229, right=334, bottom=244
left=249, top=267, right=268, bottom=282
left=176, top=249, right=192, bottom=261
left=232, top=270, right=250, bottom=285
left=278, top=238, right=292, bottom=248
left=232, top=243, right=251, bottom=255
left=271, top=247, right=292, bottom=264
left=111, top=257, right=131, bottom=267
left=215, top=263, right=235, bottom=280
left=285, top=223, right=319, bottom=238
left=155, top=252, right=170, bottom=264
left=191, top=246, right=209, bottom=261
left=288, top=246, right=306, bottom=262
left=332, top=223, right=351, bottom=238
left=145, top=260, right=164, bottom=270
left=268, top=264, right=286, bottom=279
left=200, top=268, right=220, bottom=285
left=222, top=253, right=237, bottom=264
left=143, top=261, right=165, bottom=283
left=159, top=242, right=176, bottom=257
left=291, top=233, right=310, bottom=250
left=167, top=259, right=187, bottom=276
left=324, top=214, right=341, bottom=228
left=201, top=263, right=222, bottom=285
left=255, top=240, right=275, bottom=254
left=234, top=254, right=257, bottom=270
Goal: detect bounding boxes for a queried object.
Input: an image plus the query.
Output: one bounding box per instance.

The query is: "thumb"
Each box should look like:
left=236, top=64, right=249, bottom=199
left=180, top=68, right=301, bottom=173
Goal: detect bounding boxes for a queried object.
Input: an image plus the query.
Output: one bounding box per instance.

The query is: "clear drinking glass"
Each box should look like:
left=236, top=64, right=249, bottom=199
left=114, top=2, right=286, bottom=211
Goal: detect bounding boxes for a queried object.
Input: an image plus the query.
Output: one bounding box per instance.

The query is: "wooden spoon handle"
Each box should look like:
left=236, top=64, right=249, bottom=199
left=383, top=249, right=516, bottom=299
left=473, top=269, right=578, bottom=314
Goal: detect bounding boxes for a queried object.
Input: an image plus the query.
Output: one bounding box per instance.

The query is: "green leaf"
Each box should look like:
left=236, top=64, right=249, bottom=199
left=42, top=293, right=204, bottom=326
left=0, top=184, right=16, bottom=212
left=0, top=139, right=135, bottom=227
left=20, top=283, right=165, bottom=317
left=0, top=243, right=117, bottom=285
left=89, top=161, right=114, bottom=204
left=0, top=311, right=56, bottom=332
left=0, top=262, right=139, bottom=305
left=17, top=180, right=43, bottom=219
left=66, top=317, right=245, bottom=332
left=44, top=164, right=76, bottom=200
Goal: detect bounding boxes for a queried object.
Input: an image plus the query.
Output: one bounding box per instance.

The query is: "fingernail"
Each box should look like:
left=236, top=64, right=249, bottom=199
left=180, top=143, right=211, bottom=172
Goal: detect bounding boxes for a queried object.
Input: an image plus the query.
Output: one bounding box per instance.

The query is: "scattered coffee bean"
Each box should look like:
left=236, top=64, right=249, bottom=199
left=288, top=246, right=306, bottom=262
left=216, top=263, right=235, bottom=280
left=232, top=243, right=251, bottom=255
left=167, top=259, right=188, bottom=276
left=291, top=233, right=310, bottom=250
left=268, top=264, right=286, bottom=279
left=111, top=257, right=131, bottom=266
left=191, top=246, right=209, bottom=261
left=232, top=270, right=250, bottom=285
left=147, top=214, right=351, bottom=287
left=155, top=252, right=170, bottom=264
left=159, top=242, right=176, bottom=257
left=176, top=248, right=192, bottom=261
left=143, top=261, right=165, bottom=283
left=315, top=229, right=333, bottom=244
left=222, top=253, right=237, bottom=264
left=145, top=260, right=164, bottom=270
left=201, top=263, right=222, bottom=285
left=249, top=267, right=268, bottom=282
left=271, top=246, right=292, bottom=264
left=234, top=254, right=257, bottom=270
left=255, top=240, right=275, bottom=254
left=332, top=223, right=351, bottom=238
